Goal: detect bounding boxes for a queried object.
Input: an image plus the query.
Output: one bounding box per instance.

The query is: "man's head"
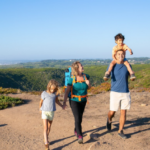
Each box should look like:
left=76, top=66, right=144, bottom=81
left=115, top=49, right=125, bottom=64
left=115, top=33, right=125, bottom=46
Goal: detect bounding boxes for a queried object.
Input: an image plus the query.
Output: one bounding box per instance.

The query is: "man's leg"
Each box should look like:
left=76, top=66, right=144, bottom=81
left=107, top=111, right=115, bottom=131
left=119, top=110, right=126, bottom=132
left=108, top=111, right=115, bottom=122
left=118, top=110, right=127, bottom=139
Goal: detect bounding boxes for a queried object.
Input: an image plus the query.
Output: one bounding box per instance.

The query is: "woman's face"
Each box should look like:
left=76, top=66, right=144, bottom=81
left=78, top=63, right=84, bottom=73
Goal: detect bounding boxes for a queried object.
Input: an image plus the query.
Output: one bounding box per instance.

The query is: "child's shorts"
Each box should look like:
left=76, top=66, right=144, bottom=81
left=42, top=111, right=54, bottom=121
left=124, top=58, right=127, bottom=61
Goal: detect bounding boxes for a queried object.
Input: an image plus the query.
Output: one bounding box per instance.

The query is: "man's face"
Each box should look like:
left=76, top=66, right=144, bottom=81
left=115, top=50, right=125, bottom=62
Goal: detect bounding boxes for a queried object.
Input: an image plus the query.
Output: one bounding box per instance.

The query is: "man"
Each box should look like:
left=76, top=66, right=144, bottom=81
left=106, top=49, right=132, bottom=139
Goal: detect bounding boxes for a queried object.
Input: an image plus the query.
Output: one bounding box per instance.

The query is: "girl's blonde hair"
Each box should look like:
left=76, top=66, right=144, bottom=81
left=47, top=79, right=59, bottom=94
left=71, top=61, right=81, bottom=76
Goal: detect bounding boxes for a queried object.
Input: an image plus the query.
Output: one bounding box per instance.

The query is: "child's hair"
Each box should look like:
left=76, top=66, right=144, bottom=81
left=47, top=79, right=59, bottom=93
left=71, top=61, right=81, bottom=76
left=115, top=33, right=125, bottom=41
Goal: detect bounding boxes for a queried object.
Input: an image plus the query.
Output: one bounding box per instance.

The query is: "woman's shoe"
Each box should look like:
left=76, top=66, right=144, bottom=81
left=78, top=135, right=83, bottom=144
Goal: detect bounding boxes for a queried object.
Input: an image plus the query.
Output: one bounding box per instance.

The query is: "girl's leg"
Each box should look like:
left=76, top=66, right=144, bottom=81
left=47, top=120, right=53, bottom=141
left=106, top=60, right=116, bottom=75
left=43, top=119, right=49, bottom=144
left=124, top=61, right=134, bottom=75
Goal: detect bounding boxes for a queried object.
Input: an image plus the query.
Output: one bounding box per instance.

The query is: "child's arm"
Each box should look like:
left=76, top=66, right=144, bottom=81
left=39, top=99, right=43, bottom=113
left=112, top=47, right=118, bottom=61
left=125, top=45, right=133, bottom=55
left=55, top=96, right=63, bottom=108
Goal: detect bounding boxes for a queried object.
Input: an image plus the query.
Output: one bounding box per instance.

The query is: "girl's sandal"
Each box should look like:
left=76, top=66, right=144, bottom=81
left=44, top=139, right=50, bottom=144
left=45, top=143, right=49, bottom=150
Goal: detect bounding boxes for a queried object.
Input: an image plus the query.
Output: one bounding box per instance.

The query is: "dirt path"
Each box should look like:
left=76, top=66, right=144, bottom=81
left=0, top=91, right=150, bottom=150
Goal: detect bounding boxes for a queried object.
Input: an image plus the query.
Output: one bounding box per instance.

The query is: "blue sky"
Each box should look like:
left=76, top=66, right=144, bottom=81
left=0, top=0, right=150, bottom=60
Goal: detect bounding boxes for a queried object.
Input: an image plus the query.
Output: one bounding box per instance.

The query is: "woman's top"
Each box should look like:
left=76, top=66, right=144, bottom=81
left=67, top=74, right=90, bottom=102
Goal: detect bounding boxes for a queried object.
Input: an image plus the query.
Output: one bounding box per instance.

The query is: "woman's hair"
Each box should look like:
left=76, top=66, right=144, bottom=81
left=71, top=61, right=81, bottom=76
left=47, top=79, right=59, bottom=94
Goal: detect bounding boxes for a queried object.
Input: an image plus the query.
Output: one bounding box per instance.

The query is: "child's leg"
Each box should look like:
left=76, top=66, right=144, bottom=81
left=43, top=119, right=49, bottom=144
left=106, top=60, right=116, bottom=75
left=124, top=61, right=134, bottom=75
left=47, top=120, right=53, bottom=138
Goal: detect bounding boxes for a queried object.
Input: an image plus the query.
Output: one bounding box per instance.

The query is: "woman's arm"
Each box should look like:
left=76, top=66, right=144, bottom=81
left=63, top=85, right=71, bottom=109
left=55, top=96, right=63, bottom=108
left=85, top=80, right=91, bottom=89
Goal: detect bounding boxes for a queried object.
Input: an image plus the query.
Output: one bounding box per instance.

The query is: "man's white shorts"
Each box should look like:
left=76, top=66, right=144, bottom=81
left=110, top=91, right=131, bottom=111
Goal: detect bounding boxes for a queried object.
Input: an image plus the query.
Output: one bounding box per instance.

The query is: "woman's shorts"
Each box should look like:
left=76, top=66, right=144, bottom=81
left=42, top=111, right=54, bottom=121
left=110, top=91, right=131, bottom=111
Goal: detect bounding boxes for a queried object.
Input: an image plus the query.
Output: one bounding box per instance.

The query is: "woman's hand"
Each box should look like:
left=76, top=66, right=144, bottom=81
left=85, top=79, right=91, bottom=89
left=63, top=102, right=67, bottom=110
left=85, top=79, right=90, bottom=86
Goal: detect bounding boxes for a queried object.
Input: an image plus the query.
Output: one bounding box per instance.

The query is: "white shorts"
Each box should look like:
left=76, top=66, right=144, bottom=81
left=42, top=111, right=54, bottom=121
left=110, top=91, right=131, bottom=111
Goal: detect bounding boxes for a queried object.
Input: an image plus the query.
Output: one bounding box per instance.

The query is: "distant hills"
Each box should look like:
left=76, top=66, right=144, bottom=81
left=0, top=64, right=150, bottom=91
left=0, top=57, right=149, bottom=69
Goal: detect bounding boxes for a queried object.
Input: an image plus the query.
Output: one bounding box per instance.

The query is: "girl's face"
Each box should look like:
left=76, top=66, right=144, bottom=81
left=50, top=85, right=56, bottom=93
left=78, top=63, right=84, bottom=74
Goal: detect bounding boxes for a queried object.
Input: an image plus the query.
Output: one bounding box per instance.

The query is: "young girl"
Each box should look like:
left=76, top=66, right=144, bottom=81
left=39, top=79, right=63, bottom=150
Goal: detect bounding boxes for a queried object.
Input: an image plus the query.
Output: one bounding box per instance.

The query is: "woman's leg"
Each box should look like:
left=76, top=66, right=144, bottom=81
left=43, top=119, right=49, bottom=144
left=70, top=100, right=86, bottom=136
left=78, top=101, right=86, bottom=135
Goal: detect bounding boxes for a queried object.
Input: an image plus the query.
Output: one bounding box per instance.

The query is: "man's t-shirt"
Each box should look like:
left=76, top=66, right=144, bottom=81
left=108, top=64, right=130, bottom=93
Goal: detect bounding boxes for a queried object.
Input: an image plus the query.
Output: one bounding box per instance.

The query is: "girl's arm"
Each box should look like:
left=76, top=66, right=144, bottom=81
left=55, top=96, right=63, bottom=108
left=39, top=99, right=43, bottom=112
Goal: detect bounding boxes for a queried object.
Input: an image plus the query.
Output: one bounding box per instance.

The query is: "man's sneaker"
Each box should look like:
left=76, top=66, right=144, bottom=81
left=118, top=130, right=127, bottom=139
left=78, top=135, right=83, bottom=144
left=130, top=74, right=136, bottom=81
left=103, top=74, right=110, bottom=81
left=106, top=119, right=111, bottom=131
left=74, top=130, right=77, bottom=137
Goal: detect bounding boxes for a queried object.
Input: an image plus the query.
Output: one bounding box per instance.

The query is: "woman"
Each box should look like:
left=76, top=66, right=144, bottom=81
left=63, top=61, right=91, bottom=144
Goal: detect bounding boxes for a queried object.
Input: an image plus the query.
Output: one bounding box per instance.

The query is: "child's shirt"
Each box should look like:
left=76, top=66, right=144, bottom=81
left=112, top=44, right=129, bottom=56
left=41, top=91, right=58, bottom=111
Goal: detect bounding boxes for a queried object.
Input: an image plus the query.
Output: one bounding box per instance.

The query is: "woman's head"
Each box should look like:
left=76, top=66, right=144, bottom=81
left=47, top=79, right=59, bottom=93
left=71, top=61, right=84, bottom=76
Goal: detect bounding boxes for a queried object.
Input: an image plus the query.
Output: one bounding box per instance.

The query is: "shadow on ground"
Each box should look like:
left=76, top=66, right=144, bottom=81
left=51, top=117, right=150, bottom=149
left=0, top=124, right=7, bottom=127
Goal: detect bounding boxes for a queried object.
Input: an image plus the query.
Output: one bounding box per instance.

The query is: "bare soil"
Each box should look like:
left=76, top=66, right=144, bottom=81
left=0, top=91, right=150, bottom=150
